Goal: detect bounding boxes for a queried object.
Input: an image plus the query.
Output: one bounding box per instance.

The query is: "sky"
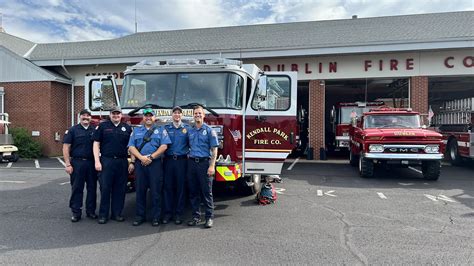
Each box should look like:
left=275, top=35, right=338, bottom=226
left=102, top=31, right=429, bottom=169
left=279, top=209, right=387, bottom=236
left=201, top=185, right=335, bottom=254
left=0, top=0, right=472, bottom=43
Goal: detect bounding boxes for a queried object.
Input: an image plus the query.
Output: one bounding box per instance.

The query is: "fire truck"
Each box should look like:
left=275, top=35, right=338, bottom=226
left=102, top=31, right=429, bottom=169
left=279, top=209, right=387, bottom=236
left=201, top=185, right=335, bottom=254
left=433, top=97, right=474, bottom=165
left=84, top=58, right=298, bottom=194
left=329, top=101, right=384, bottom=151
left=349, top=107, right=443, bottom=180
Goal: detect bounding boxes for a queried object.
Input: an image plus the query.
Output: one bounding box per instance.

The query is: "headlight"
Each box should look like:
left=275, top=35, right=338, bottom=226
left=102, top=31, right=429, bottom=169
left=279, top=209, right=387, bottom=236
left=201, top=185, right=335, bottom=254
left=369, top=144, right=384, bottom=153
left=424, top=145, right=440, bottom=154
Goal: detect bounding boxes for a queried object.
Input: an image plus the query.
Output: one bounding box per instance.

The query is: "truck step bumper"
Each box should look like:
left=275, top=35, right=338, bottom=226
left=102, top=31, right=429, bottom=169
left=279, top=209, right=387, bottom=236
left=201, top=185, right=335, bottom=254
left=364, top=153, right=444, bottom=160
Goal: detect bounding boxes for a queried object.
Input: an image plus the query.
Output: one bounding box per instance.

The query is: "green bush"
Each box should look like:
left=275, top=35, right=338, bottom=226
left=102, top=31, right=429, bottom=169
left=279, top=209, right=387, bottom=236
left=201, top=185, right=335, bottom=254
left=10, top=127, right=42, bottom=159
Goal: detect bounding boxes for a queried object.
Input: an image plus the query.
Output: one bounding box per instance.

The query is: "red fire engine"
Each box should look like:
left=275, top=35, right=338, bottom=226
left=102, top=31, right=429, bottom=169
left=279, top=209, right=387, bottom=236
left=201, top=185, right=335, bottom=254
left=349, top=107, right=443, bottom=180
left=84, top=59, right=298, bottom=194
left=329, top=101, right=384, bottom=151
left=433, top=97, right=474, bottom=165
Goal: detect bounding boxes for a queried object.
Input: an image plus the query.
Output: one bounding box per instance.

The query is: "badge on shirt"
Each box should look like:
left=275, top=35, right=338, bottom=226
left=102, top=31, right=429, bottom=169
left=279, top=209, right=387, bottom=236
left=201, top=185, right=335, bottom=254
left=121, top=127, right=126, bottom=131
left=154, top=129, right=159, bottom=134
left=64, top=130, right=68, bottom=134
left=202, top=130, right=207, bottom=136
left=182, top=128, right=187, bottom=134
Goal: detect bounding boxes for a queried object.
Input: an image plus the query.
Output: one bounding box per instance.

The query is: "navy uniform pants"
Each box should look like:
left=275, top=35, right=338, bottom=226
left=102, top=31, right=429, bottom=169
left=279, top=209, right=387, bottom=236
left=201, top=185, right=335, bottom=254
left=187, top=158, right=214, bottom=219
left=134, top=159, right=163, bottom=220
left=69, top=159, right=97, bottom=216
left=98, top=157, right=128, bottom=219
left=163, top=157, right=187, bottom=219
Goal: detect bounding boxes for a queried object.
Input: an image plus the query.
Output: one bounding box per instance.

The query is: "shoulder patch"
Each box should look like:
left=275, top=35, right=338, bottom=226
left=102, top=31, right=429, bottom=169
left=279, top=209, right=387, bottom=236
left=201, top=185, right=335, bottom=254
left=211, top=130, right=217, bottom=137
left=162, top=129, right=168, bottom=136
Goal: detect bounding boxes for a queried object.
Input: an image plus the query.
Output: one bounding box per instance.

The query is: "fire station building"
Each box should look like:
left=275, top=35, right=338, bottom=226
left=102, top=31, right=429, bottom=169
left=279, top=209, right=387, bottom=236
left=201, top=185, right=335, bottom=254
left=0, top=11, right=473, bottom=157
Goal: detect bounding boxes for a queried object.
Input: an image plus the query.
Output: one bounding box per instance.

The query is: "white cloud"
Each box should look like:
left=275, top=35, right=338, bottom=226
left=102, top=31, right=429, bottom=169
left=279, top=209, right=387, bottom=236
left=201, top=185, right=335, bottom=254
left=0, top=0, right=472, bottom=43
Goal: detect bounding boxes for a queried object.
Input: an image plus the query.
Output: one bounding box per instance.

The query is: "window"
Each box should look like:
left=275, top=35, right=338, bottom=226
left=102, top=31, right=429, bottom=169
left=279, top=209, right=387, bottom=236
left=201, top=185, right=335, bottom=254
left=89, top=79, right=118, bottom=110
left=252, top=76, right=290, bottom=111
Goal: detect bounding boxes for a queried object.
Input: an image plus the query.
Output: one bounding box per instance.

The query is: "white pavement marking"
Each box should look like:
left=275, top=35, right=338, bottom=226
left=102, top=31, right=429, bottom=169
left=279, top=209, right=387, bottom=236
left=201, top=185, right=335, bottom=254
left=59, top=181, right=70, bottom=186
left=409, top=167, right=422, bottom=174
left=377, top=192, right=387, bottom=199
left=274, top=188, right=286, bottom=194
left=287, top=158, right=299, bottom=170
left=398, top=183, right=414, bottom=186
left=0, top=180, right=26, bottom=184
left=6, top=162, right=12, bottom=168
left=57, top=157, right=66, bottom=167
left=34, top=159, right=40, bottom=168
left=317, top=190, right=336, bottom=197
left=424, top=194, right=457, bottom=203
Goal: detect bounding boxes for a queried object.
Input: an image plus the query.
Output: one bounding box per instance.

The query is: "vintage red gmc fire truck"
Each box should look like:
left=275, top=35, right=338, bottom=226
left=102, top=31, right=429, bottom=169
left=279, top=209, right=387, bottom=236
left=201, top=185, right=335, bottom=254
left=349, top=107, right=443, bottom=180
left=432, top=97, right=474, bottom=165
left=84, top=58, right=298, bottom=194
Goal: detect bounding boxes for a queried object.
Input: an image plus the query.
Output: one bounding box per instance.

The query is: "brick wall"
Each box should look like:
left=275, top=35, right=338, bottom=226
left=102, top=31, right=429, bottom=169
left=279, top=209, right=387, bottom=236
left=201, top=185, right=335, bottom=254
left=308, top=80, right=325, bottom=160
left=410, top=76, right=429, bottom=120
left=1, top=81, right=70, bottom=156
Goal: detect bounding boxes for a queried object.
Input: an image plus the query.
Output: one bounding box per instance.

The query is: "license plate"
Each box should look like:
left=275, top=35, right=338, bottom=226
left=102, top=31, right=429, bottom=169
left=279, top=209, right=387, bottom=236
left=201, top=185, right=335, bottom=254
left=401, top=160, right=409, bottom=165
left=3, top=152, right=11, bottom=156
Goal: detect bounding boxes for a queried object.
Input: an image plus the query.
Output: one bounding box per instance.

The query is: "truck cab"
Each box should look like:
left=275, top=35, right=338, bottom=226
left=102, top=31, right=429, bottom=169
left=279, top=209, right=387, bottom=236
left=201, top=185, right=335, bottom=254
left=349, top=107, right=443, bottom=180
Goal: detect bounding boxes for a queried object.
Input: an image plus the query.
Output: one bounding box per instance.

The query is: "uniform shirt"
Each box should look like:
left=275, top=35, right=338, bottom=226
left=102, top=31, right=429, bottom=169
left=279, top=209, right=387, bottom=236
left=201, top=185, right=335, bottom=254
left=93, top=120, right=132, bottom=158
left=164, top=123, right=191, bottom=156
left=63, top=124, right=95, bottom=159
left=128, top=125, right=171, bottom=156
left=188, top=123, right=219, bottom=158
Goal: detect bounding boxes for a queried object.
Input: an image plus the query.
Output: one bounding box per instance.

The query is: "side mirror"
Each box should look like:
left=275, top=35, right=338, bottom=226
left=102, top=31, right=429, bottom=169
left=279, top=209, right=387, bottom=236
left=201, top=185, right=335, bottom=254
left=330, top=106, right=336, bottom=124
left=421, top=125, right=427, bottom=129
left=257, top=75, right=267, bottom=98
left=257, top=101, right=266, bottom=111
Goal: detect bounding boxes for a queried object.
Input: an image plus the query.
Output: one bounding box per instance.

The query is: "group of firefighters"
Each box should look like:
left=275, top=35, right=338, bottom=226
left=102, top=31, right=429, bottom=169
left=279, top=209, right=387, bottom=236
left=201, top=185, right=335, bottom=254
left=62, top=105, right=219, bottom=229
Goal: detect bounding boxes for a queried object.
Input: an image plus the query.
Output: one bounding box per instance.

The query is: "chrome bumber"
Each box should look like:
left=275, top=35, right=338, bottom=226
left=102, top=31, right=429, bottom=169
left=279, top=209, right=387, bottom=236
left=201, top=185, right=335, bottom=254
left=364, top=153, right=443, bottom=160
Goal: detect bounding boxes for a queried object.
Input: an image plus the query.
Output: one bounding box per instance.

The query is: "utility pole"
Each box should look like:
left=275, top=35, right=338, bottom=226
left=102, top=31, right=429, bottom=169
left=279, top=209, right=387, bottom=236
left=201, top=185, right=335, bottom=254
left=0, top=13, right=5, bottom=33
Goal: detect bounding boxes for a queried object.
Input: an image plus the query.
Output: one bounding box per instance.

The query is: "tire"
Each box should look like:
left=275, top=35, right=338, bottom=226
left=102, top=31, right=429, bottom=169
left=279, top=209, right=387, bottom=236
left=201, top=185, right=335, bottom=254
left=422, top=161, right=440, bottom=181
left=240, top=174, right=262, bottom=196
left=359, top=156, right=374, bottom=178
left=10, top=152, right=19, bottom=162
left=447, top=139, right=463, bottom=166
left=349, top=148, right=358, bottom=167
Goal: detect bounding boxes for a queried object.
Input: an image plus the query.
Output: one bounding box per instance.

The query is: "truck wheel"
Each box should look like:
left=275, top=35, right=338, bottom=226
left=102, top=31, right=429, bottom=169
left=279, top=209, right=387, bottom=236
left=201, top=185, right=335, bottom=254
left=359, top=156, right=374, bottom=178
left=349, top=149, right=358, bottom=167
left=447, top=140, right=463, bottom=166
left=239, top=174, right=262, bottom=196
left=422, top=161, right=440, bottom=181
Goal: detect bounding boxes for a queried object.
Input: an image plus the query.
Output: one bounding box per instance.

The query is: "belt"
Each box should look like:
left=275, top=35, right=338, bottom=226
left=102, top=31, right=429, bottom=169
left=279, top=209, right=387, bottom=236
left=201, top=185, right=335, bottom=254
left=165, top=155, right=188, bottom=160
left=71, top=157, right=93, bottom=161
left=102, top=155, right=127, bottom=159
left=189, top=157, right=209, bottom=163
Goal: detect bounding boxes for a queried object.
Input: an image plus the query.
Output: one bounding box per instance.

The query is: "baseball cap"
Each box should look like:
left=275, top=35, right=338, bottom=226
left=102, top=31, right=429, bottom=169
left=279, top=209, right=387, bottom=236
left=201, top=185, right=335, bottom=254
left=172, top=106, right=183, bottom=113
left=110, top=106, right=122, bottom=113
left=143, top=108, right=155, bottom=116
left=79, top=109, right=91, bottom=116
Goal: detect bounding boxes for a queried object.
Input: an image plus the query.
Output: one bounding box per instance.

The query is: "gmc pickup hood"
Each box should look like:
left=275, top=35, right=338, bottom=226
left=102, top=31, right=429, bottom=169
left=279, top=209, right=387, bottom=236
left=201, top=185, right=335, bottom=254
left=363, top=128, right=442, bottom=139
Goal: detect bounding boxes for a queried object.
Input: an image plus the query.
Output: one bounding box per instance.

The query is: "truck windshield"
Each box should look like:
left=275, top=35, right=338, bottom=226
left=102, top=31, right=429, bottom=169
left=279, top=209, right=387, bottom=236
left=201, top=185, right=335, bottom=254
left=364, top=115, right=421, bottom=128
left=339, top=107, right=371, bottom=123
left=120, top=72, right=243, bottom=109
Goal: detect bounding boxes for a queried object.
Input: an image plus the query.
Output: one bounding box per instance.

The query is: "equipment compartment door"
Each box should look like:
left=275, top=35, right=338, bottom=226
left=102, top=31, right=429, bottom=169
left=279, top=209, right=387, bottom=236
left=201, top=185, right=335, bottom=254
left=244, top=72, right=297, bottom=174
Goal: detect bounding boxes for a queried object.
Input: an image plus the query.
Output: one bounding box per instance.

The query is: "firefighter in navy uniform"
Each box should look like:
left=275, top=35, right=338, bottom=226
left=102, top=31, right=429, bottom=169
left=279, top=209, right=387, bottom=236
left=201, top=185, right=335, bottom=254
left=187, top=105, right=219, bottom=228
left=162, top=106, right=190, bottom=225
left=93, top=106, right=132, bottom=224
left=128, top=108, right=171, bottom=226
left=63, top=109, right=97, bottom=222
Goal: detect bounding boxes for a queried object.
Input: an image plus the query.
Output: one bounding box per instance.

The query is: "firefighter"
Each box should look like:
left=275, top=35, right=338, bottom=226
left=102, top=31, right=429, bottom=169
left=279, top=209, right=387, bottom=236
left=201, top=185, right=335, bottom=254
left=187, top=105, right=219, bottom=228
left=93, top=106, right=132, bottom=224
left=162, top=106, right=190, bottom=225
left=62, top=109, right=97, bottom=222
left=128, top=108, right=171, bottom=226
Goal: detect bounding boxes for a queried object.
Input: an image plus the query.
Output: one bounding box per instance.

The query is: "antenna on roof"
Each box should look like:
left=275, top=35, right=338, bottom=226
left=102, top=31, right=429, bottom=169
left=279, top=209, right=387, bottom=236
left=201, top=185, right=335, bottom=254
left=134, top=0, right=137, bottom=33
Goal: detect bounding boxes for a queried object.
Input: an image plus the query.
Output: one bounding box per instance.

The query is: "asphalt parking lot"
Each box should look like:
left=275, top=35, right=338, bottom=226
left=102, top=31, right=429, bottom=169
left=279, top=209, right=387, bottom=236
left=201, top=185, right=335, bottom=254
left=0, top=159, right=473, bottom=265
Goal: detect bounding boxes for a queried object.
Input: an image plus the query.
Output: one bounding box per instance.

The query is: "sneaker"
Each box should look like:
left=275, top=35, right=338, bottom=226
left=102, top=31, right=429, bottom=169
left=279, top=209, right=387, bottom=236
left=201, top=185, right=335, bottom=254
left=187, top=218, right=201, bottom=226
left=152, top=219, right=160, bottom=227
left=174, top=216, right=183, bottom=225
left=71, top=215, right=81, bottom=223
left=133, top=218, right=145, bottom=226
left=204, top=218, right=213, bottom=228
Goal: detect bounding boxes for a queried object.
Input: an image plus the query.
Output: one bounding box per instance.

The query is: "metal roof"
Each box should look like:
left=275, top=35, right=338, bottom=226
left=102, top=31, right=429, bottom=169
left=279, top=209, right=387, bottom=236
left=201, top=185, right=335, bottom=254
left=1, top=11, right=472, bottom=66
left=0, top=32, right=35, bottom=57
left=0, top=46, right=71, bottom=84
